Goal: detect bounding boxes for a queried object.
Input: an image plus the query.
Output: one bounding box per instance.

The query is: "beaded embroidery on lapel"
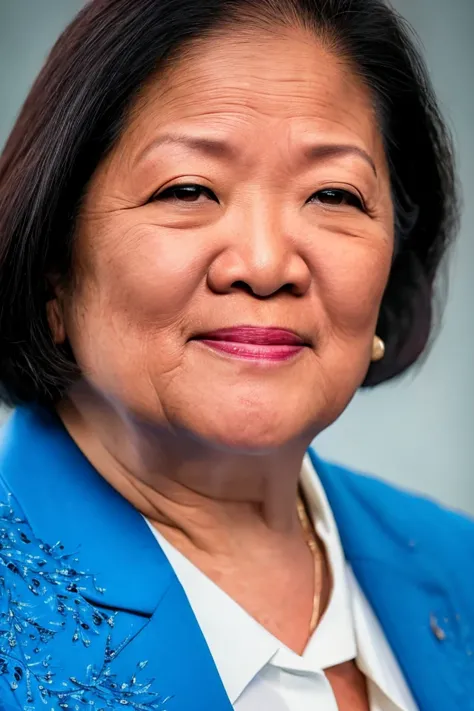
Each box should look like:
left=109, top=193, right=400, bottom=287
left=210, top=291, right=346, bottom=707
left=0, top=496, right=170, bottom=710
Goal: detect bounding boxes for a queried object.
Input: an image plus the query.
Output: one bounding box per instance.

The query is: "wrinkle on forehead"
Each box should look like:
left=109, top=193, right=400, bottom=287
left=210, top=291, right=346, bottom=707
left=118, top=25, right=387, bottom=181
left=131, top=25, right=369, bottom=121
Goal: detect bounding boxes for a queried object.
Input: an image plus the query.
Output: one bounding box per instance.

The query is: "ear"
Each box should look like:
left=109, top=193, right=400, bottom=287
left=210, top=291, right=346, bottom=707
left=45, top=271, right=70, bottom=345
left=45, top=274, right=68, bottom=344
left=46, top=297, right=66, bottom=344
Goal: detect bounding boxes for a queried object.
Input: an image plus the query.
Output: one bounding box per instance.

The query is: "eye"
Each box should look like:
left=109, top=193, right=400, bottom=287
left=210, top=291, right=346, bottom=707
left=151, top=183, right=218, bottom=204
left=308, top=188, right=365, bottom=211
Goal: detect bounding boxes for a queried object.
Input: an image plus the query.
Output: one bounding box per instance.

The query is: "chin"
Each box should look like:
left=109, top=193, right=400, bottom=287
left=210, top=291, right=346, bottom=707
left=184, top=405, right=316, bottom=455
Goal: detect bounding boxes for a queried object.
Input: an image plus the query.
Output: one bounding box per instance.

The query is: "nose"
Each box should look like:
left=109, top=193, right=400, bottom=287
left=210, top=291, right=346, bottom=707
left=207, top=209, right=312, bottom=298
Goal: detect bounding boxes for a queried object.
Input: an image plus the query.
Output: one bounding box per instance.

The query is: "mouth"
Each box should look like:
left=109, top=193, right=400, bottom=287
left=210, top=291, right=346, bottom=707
left=191, top=326, right=308, bottom=362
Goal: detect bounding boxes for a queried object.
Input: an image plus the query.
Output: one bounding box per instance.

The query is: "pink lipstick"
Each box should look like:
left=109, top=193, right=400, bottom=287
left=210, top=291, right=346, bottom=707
left=193, top=326, right=307, bottom=362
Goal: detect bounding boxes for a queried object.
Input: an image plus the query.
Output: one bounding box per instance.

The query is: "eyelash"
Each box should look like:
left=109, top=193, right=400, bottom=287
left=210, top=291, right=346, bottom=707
left=151, top=183, right=367, bottom=212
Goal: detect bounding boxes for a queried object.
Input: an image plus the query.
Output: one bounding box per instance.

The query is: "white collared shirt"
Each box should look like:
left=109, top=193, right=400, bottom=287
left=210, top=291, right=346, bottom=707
left=146, top=455, right=418, bottom=711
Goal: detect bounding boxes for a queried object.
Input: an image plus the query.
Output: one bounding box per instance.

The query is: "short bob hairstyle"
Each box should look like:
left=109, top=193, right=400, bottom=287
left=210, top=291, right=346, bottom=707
left=0, top=0, right=459, bottom=406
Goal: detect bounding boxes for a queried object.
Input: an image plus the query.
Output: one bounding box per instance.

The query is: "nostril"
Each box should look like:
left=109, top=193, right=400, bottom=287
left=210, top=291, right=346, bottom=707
left=231, top=280, right=254, bottom=295
left=230, top=280, right=299, bottom=298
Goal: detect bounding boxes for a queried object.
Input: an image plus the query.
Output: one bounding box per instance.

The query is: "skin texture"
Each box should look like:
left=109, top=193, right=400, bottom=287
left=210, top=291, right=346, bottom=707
left=52, top=24, right=393, bottom=708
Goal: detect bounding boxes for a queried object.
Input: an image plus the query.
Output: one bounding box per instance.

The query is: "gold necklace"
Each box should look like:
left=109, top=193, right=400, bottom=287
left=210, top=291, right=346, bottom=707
left=296, top=492, right=322, bottom=634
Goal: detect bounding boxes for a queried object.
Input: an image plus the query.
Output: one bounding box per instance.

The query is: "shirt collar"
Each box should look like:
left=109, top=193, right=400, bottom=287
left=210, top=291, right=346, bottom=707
left=146, top=453, right=357, bottom=703
left=299, top=454, right=357, bottom=668
left=146, top=522, right=279, bottom=702
left=348, top=568, right=416, bottom=711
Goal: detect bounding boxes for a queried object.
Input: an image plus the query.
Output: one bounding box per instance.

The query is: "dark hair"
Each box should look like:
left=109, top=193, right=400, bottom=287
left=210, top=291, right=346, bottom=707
left=0, top=0, right=459, bottom=406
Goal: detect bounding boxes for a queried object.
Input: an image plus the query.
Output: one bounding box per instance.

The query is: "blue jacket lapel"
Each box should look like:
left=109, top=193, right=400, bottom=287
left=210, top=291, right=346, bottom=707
left=0, top=405, right=167, bottom=613
left=311, top=450, right=474, bottom=711
left=99, top=576, right=233, bottom=710
left=0, top=406, right=232, bottom=711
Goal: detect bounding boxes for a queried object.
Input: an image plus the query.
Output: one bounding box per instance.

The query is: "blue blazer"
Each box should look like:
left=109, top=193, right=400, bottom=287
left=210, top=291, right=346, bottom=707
left=0, top=406, right=472, bottom=711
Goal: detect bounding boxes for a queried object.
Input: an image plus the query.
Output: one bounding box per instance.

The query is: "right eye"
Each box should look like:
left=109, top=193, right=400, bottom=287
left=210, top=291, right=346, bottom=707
left=150, top=183, right=218, bottom=204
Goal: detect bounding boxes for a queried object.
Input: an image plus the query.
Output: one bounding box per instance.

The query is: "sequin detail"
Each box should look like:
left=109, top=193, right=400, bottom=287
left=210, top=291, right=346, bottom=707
left=0, top=496, right=170, bottom=710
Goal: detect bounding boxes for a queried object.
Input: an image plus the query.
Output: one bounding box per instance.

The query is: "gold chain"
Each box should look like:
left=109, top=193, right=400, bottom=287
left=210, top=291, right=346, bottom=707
left=296, top=492, right=322, bottom=634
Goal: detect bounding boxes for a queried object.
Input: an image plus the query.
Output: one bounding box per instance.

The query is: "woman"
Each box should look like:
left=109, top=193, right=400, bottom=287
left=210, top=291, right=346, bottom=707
left=0, top=0, right=471, bottom=709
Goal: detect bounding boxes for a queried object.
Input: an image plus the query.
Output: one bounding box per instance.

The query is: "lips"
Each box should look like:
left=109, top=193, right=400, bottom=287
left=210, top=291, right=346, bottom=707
left=192, top=326, right=307, bottom=362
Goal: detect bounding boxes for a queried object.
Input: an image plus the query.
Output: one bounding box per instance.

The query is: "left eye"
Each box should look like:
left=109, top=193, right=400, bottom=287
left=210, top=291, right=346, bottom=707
left=150, top=183, right=218, bottom=203
left=307, top=189, right=365, bottom=211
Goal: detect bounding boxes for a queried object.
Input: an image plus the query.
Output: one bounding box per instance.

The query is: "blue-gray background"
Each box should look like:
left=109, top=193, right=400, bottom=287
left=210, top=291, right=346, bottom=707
left=1, top=1, right=473, bottom=512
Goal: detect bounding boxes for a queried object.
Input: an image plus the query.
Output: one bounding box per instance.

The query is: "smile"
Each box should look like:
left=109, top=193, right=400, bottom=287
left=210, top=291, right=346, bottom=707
left=192, top=326, right=308, bottom=362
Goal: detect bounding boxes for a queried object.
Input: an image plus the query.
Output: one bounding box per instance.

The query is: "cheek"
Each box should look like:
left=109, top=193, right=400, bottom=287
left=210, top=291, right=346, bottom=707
left=76, top=220, right=211, bottom=328
left=63, top=221, right=213, bottom=389
left=313, top=236, right=393, bottom=335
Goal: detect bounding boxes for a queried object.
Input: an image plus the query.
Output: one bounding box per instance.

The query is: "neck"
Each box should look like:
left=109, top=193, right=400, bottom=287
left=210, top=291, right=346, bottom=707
left=57, top=393, right=311, bottom=557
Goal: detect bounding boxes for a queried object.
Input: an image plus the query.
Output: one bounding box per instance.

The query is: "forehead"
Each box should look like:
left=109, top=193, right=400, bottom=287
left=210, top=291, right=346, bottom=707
left=124, top=26, right=385, bottom=165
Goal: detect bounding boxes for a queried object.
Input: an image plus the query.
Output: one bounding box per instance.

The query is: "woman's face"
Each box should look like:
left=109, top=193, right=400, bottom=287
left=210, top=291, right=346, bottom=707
left=61, top=26, right=394, bottom=451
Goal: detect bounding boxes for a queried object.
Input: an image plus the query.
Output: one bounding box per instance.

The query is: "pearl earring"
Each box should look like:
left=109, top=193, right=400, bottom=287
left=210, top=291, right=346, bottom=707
left=371, top=335, right=385, bottom=362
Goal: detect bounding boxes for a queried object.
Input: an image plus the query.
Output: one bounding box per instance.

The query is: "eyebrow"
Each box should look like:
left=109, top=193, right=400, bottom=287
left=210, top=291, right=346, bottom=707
left=137, top=133, right=377, bottom=175
left=302, top=143, right=377, bottom=176
left=136, top=134, right=239, bottom=165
